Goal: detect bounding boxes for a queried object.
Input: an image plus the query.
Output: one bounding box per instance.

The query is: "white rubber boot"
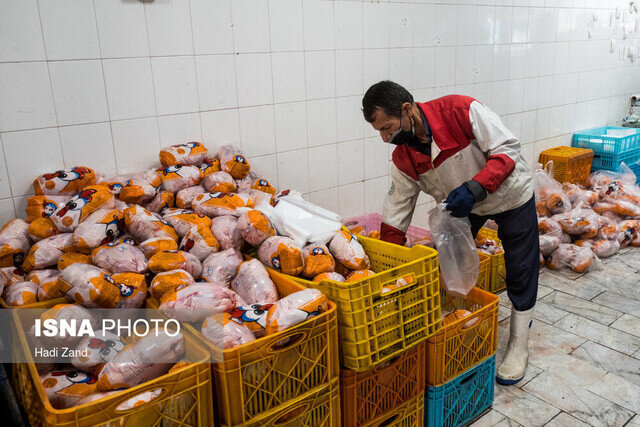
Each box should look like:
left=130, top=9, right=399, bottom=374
left=496, top=306, right=534, bottom=385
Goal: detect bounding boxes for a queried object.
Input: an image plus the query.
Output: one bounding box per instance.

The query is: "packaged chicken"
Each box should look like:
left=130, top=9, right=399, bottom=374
left=218, top=145, right=250, bottom=179
left=4, top=281, right=38, bottom=306
left=159, top=142, right=208, bottom=167
left=92, top=241, right=148, bottom=274
left=51, top=186, right=115, bottom=233
left=199, top=159, right=221, bottom=177
left=231, top=259, right=278, bottom=304
left=237, top=210, right=276, bottom=247
left=179, top=225, right=220, bottom=261
left=27, top=195, right=72, bottom=222
left=201, top=248, right=243, bottom=287
left=593, top=198, right=640, bottom=218
left=202, top=314, right=256, bottom=349
left=175, top=185, right=206, bottom=209
left=124, top=205, right=179, bottom=242
left=28, top=269, right=62, bottom=300
left=148, top=250, right=202, bottom=278
left=0, top=219, right=31, bottom=267
left=555, top=204, right=599, bottom=236
left=192, top=192, right=254, bottom=217
left=157, top=165, right=203, bottom=193
left=34, top=167, right=96, bottom=196
left=234, top=172, right=255, bottom=193
left=251, top=178, right=276, bottom=195
left=575, top=238, right=620, bottom=258
left=227, top=303, right=274, bottom=339
left=443, top=310, right=478, bottom=328
left=301, top=243, right=335, bottom=278
left=119, top=170, right=162, bottom=205
left=596, top=216, right=618, bottom=240
left=539, top=234, right=561, bottom=256
left=23, top=233, right=74, bottom=272
left=0, top=266, right=27, bottom=294
left=159, top=283, right=241, bottom=322
left=265, top=289, right=328, bottom=334
left=41, top=369, right=98, bottom=409
left=246, top=189, right=274, bottom=206
left=162, top=208, right=211, bottom=237
left=57, top=252, right=92, bottom=271
left=143, top=191, right=175, bottom=213
left=617, top=220, right=639, bottom=247
left=97, top=330, right=185, bottom=391
left=150, top=269, right=195, bottom=299
left=99, top=174, right=131, bottom=196
left=72, top=209, right=124, bottom=252
left=35, top=304, right=100, bottom=348
left=346, top=269, right=376, bottom=282
left=271, top=189, right=303, bottom=207
left=210, top=216, right=244, bottom=251
left=258, top=236, right=304, bottom=276
left=139, top=236, right=178, bottom=259
left=203, top=171, right=236, bottom=193
left=562, top=183, right=597, bottom=206
left=112, top=272, right=147, bottom=308
left=71, top=329, right=125, bottom=376
left=597, top=179, right=640, bottom=204
left=28, top=218, right=60, bottom=242
left=57, top=264, right=120, bottom=308
left=546, top=243, right=598, bottom=273
left=312, top=272, right=346, bottom=283
left=475, top=232, right=504, bottom=255
left=329, top=230, right=370, bottom=271
left=538, top=217, right=563, bottom=237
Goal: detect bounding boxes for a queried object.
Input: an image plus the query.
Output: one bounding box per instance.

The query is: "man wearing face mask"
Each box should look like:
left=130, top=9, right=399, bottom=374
left=362, top=81, right=538, bottom=386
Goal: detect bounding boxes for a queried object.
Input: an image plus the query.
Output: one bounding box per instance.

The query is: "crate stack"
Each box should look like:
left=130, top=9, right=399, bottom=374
left=475, top=228, right=506, bottom=294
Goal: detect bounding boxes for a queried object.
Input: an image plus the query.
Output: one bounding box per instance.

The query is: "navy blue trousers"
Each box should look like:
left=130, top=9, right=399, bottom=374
left=469, top=196, right=539, bottom=311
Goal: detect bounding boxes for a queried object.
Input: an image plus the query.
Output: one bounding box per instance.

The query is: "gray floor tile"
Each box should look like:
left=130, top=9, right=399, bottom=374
left=491, top=386, right=560, bottom=427
left=543, top=412, right=591, bottom=427
left=536, top=285, right=554, bottom=299
left=626, top=415, right=640, bottom=426
left=611, top=313, right=640, bottom=338
left=572, top=341, right=640, bottom=387
left=540, top=291, right=623, bottom=326
left=555, top=314, right=640, bottom=356
left=538, top=273, right=608, bottom=301
left=470, top=409, right=521, bottom=427
left=532, top=301, right=569, bottom=325
left=499, top=304, right=511, bottom=322
left=591, top=291, right=640, bottom=317
left=587, top=372, right=640, bottom=413
left=574, top=269, right=640, bottom=301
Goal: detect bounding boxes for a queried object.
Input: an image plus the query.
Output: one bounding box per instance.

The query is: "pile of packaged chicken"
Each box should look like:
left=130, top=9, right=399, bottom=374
left=536, top=162, right=640, bottom=273
left=0, top=142, right=372, bottom=409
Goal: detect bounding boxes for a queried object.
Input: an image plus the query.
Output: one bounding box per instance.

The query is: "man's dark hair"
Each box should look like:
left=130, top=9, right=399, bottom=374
left=362, top=80, right=414, bottom=123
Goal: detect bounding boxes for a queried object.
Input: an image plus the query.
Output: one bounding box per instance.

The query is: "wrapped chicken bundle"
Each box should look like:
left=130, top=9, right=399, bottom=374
left=157, top=165, right=203, bottom=193
left=596, top=216, right=618, bottom=240
left=329, top=230, right=370, bottom=271
left=539, top=235, right=561, bottom=256
left=258, top=236, right=305, bottom=276
left=562, top=183, right=597, bottom=206
left=99, top=174, right=131, bottom=195
left=202, top=314, right=256, bottom=349
left=71, top=329, right=125, bottom=376
left=33, top=304, right=100, bottom=349
left=593, top=199, right=640, bottom=217
left=148, top=250, right=202, bottom=278
left=51, top=186, right=115, bottom=233
left=92, top=242, right=148, bottom=274
left=210, top=216, right=244, bottom=250
left=192, top=192, right=254, bottom=217
left=534, top=166, right=571, bottom=216
left=28, top=269, right=61, bottom=300
left=4, top=281, right=38, bottom=306
left=301, top=243, right=335, bottom=278
left=617, top=220, right=638, bottom=247
left=112, top=272, right=147, bottom=308
left=57, top=252, right=92, bottom=271
left=179, top=225, right=220, bottom=261
left=546, top=244, right=598, bottom=273
left=41, top=369, right=98, bottom=409
left=227, top=303, right=273, bottom=338
left=271, top=189, right=303, bottom=207
left=265, top=289, right=328, bottom=334
left=23, top=233, right=74, bottom=272
left=231, top=259, right=278, bottom=304
left=218, top=145, right=250, bottom=179
left=0, top=266, right=26, bottom=293
left=575, top=238, right=620, bottom=258
left=139, top=236, right=178, bottom=259
left=201, top=248, right=243, bottom=287
left=538, top=217, right=563, bottom=237
left=27, top=195, right=72, bottom=222
left=237, top=210, right=276, bottom=247
left=143, top=191, right=175, bottom=213
left=159, top=141, right=208, bottom=166
left=0, top=219, right=31, bottom=267
left=555, top=204, right=599, bottom=237
left=234, top=172, right=255, bottom=193
left=58, top=264, right=120, bottom=308
left=162, top=208, right=211, bottom=237
left=119, top=169, right=162, bottom=204
left=159, top=283, right=241, bottom=322
left=475, top=234, right=504, bottom=255
left=199, top=159, right=221, bottom=177
left=150, top=269, right=195, bottom=299
left=313, top=272, right=345, bottom=283
left=251, top=178, right=277, bottom=195
left=346, top=270, right=376, bottom=282
left=34, top=166, right=95, bottom=196
left=124, top=205, right=179, bottom=242
left=97, top=330, right=185, bottom=391
left=246, top=189, right=274, bottom=206
left=72, top=209, right=124, bottom=252
left=76, top=391, right=119, bottom=406
left=28, top=218, right=60, bottom=242
left=202, top=171, right=236, bottom=193
left=596, top=179, right=640, bottom=204
left=175, top=185, right=206, bottom=209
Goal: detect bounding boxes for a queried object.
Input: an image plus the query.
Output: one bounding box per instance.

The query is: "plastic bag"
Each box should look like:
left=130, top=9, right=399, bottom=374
left=428, top=204, right=479, bottom=297
left=265, top=289, right=328, bottom=334
left=203, top=171, right=236, bottom=193
left=231, top=259, right=278, bottom=304
left=159, top=142, right=208, bottom=166
left=143, top=191, right=175, bottom=213
left=534, top=163, right=571, bottom=216
left=157, top=165, right=203, bottom=193
left=218, top=145, right=251, bottom=179
left=546, top=243, right=600, bottom=273
left=26, top=217, right=61, bottom=243
left=175, top=185, right=206, bottom=209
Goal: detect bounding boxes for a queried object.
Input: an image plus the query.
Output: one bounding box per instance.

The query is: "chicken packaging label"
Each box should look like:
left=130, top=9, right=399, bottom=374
left=159, top=142, right=208, bottom=167
left=157, top=165, right=204, bottom=193
left=218, top=145, right=251, bottom=179
left=33, top=167, right=96, bottom=196
left=51, top=186, right=115, bottom=233
left=27, top=195, right=72, bottom=222
left=265, top=289, right=328, bottom=334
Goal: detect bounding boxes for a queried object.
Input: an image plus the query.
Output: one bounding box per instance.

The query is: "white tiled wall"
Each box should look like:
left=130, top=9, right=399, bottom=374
left=1, top=0, right=639, bottom=229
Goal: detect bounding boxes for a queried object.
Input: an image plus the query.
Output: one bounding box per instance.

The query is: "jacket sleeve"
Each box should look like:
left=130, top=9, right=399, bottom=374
left=468, top=101, right=520, bottom=194
left=381, top=165, right=421, bottom=245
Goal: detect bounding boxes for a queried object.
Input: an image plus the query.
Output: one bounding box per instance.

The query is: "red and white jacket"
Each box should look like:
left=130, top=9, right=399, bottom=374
left=381, top=95, right=534, bottom=245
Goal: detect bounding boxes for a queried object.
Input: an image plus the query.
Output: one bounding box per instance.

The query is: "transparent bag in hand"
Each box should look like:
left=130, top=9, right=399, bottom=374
left=428, top=203, right=479, bottom=297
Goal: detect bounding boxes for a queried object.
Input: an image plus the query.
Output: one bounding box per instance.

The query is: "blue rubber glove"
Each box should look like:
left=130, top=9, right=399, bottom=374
left=444, top=180, right=487, bottom=218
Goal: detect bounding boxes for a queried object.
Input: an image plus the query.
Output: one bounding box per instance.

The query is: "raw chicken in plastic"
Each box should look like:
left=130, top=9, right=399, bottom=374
left=159, top=142, right=208, bottom=167
left=112, top=272, right=147, bottom=308
left=218, top=145, right=250, bottom=179
left=57, top=252, right=92, bottom=271
left=99, top=174, right=131, bottom=196
left=0, top=219, right=31, bottom=267
left=237, top=210, right=276, bottom=247
left=159, top=283, right=241, bottom=322
left=201, top=314, right=256, bottom=349
left=28, top=218, right=60, bottom=242
left=210, top=216, right=243, bottom=250
left=596, top=216, right=618, bottom=240
left=258, top=236, right=305, bottom=276
left=34, top=304, right=100, bottom=348
left=157, top=165, right=203, bottom=193
left=575, top=238, right=620, bottom=258
left=148, top=250, right=202, bottom=278
left=72, top=209, right=124, bottom=252
left=179, top=225, right=220, bottom=261
left=139, top=236, right=179, bottom=259
left=227, top=303, right=273, bottom=338
left=555, top=204, right=599, bottom=237
left=200, top=159, right=221, bottom=177
left=23, top=233, right=74, bottom=272
left=143, top=191, right=175, bottom=213
left=346, top=270, right=376, bottom=282
left=28, top=269, right=61, bottom=300
left=162, top=208, right=212, bottom=237
left=201, top=248, right=243, bottom=287
left=202, top=171, right=236, bottom=193
left=92, top=241, right=148, bottom=274
left=593, top=198, right=640, bottom=218
left=58, top=264, right=121, bottom=308
left=562, top=183, right=597, bottom=206
left=618, top=220, right=640, bottom=247
left=231, top=259, right=278, bottom=304
left=546, top=243, right=598, bottom=273
left=71, top=329, right=125, bottom=376
left=251, top=178, right=276, bottom=195
left=313, top=272, right=345, bottom=283
left=301, top=243, right=335, bottom=278
left=51, top=186, right=115, bottom=233
left=192, top=192, right=254, bottom=217
left=4, top=281, right=38, bottom=306
left=119, top=170, right=162, bottom=204
left=534, top=165, right=571, bottom=216
left=329, top=230, right=370, bottom=271
left=234, top=172, right=256, bottom=193
left=33, top=167, right=96, bottom=196
left=27, top=195, right=71, bottom=222
left=150, top=269, right=195, bottom=299
left=265, top=289, right=328, bottom=334
left=41, top=369, right=98, bottom=409
left=539, top=234, right=561, bottom=256
left=175, top=185, right=206, bottom=209
left=124, top=205, right=179, bottom=242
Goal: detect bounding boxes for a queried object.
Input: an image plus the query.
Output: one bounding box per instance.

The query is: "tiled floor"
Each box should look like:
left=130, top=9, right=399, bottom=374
left=471, top=247, right=640, bottom=427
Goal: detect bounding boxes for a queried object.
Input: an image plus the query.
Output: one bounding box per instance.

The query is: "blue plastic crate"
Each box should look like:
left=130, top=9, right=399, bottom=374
left=572, top=127, right=640, bottom=170
left=425, top=355, right=495, bottom=427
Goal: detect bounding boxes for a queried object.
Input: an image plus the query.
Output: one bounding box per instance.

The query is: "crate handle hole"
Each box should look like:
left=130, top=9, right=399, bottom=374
left=460, top=371, right=478, bottom=385
left=115, top=387, right=165, bottom=413
left=377, top=413, right=400, bottom=426
left=268, top=331, right=306, bottom=352
left=274, top=402, right=310, bottom=424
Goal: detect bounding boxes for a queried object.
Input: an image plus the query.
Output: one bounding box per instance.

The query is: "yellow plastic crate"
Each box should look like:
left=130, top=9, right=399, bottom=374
left=11, top=309, right=214, bottom=427
left=476, top=252, right=490, bottom=291
left=288, top=234, right=441, bottom=371
left=538, top=146, right=594, bottom=186
left=365, top=392, right=424, bottom=426
left=476, top=228, right=506, bottom=294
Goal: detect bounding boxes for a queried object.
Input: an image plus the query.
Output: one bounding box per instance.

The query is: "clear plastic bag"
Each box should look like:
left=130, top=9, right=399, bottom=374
left=428, top=203, right=479, bottom=297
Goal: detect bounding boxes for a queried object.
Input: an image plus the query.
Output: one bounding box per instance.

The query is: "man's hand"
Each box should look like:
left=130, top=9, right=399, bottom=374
left=444, top=180, right=487, bottom=218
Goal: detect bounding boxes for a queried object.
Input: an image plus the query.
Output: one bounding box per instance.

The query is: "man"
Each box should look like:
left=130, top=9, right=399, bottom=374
left=362, top=81, right=539, bottom=385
